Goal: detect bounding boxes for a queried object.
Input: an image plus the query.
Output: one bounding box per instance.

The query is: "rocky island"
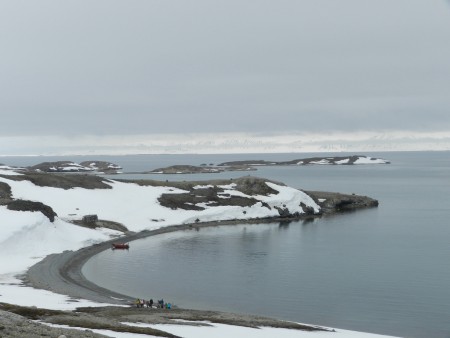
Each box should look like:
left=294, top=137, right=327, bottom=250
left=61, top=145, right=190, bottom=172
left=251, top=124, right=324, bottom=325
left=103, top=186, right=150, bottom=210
left=218, top=155, right=390, bottom=167
left=148, top=164, right=256, bottom=174
left=146, top=155, right=390, bottom=175
left=26, top=160, right=123, bottom=174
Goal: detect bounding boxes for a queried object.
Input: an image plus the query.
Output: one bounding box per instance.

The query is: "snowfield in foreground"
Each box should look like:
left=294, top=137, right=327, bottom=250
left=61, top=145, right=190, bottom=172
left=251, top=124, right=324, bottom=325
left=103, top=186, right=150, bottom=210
left=0, top=172, right=396, bottom=337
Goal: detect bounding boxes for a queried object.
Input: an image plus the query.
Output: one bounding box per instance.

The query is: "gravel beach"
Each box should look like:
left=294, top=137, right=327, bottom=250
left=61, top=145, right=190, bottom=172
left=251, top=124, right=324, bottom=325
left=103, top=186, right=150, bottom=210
left=25, top=225, right=191, bottom=305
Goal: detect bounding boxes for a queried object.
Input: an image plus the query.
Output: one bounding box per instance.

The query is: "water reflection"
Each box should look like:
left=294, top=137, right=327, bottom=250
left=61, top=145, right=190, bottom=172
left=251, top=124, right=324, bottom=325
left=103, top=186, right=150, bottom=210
left=278, top=220, right=292, bottom=228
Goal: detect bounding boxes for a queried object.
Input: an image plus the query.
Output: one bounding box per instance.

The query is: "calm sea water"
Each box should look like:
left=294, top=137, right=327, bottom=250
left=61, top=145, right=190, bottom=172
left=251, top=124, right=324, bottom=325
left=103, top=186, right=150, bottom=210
left=4, top=152, right=449, bottom=337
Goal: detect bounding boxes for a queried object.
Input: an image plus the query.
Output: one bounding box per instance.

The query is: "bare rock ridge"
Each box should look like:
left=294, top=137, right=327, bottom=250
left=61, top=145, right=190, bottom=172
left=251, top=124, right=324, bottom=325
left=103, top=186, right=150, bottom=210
left=306, top=190, right=379, bottom=214
left=7, top=200, right=58, bottom=222
left=5, top=172, right=112, bottom=189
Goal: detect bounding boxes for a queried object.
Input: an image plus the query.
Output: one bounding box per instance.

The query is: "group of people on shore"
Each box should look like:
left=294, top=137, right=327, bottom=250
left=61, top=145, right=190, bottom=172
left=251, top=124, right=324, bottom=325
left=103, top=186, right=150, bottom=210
left=135, top=298, right=172, bottom=309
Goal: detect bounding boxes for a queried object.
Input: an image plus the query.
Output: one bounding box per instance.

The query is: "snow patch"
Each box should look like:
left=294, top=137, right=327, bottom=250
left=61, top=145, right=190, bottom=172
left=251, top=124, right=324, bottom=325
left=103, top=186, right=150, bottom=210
left=310, top=159, right=331, bottom=165
left=193, top=185, right=214, bottom=189
left=335, top=159, right=350, bottom=164
left=354, top=157, right=388, bottom=164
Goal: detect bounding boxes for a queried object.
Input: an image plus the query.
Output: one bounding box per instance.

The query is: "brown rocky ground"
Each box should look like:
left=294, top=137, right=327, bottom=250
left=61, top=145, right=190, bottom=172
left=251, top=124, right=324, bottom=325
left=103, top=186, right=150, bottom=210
left=0, top=304, right=329, bottom=338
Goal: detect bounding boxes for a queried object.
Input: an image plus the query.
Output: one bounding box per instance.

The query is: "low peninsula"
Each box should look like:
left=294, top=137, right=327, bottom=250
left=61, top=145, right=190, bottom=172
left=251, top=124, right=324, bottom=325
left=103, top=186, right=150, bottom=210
left=0, top=168, right=384, bottom=338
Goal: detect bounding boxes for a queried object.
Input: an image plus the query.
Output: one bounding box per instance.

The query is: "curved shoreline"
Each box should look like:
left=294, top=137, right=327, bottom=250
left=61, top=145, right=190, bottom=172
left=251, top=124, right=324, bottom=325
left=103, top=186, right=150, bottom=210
left=22, top=217, right=338, bottom=333
left=25, top=223, right=195, bottom=305
left=25, top=190, right=379, bottom=307
left=25, top=217, right=313, bottom=306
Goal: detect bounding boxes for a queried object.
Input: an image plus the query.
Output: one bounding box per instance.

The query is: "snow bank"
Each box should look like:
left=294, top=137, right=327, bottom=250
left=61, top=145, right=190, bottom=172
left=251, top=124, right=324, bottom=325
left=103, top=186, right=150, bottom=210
left=0, top=206, right=122, bottom=309
left=0, top=207, right=120, bottom=275
left=0, top=177, right=320, bottom=232
left=122, top=321, right=398, bottom=338
left=41, top=321, right=399, bottom=338
left=335, top=159, right=350, bottom=164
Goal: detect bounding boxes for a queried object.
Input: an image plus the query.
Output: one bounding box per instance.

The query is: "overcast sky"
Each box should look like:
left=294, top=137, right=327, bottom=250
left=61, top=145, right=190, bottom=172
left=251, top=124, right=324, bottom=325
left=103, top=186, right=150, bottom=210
left=1, top=0, right=450, bottom=154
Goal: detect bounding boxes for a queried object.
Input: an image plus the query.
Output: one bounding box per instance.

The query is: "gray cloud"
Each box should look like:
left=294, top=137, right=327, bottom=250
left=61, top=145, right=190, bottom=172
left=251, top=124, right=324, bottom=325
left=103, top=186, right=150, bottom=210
left=1, top=0, right=450, bottom=138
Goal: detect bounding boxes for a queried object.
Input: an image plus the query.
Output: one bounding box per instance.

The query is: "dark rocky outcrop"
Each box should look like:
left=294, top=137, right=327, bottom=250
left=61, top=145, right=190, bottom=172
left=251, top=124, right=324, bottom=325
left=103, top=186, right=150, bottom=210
left=158, top=182, right=260, bottom=211
left=157, top=176, right=278, bottom=211
left=5, top=172, right=112, bottom=190
left=305, top=191, right=378, bottom=214
left=0, top=181, right=12, bottom=204
left=7, top=200, right=58, bottom=222
left=233, top=176, right=279, bottom=196
left=156, top=176, right=378, bottom=219
left=140, top=175, right=379, bottom=219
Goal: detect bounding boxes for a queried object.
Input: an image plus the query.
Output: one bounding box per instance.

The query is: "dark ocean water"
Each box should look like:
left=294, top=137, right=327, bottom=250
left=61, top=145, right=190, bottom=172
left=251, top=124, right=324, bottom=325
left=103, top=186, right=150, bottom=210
left=4, top=152, right=450, bottom=337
